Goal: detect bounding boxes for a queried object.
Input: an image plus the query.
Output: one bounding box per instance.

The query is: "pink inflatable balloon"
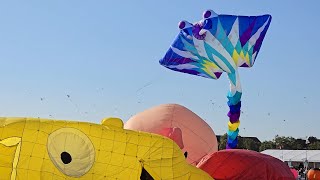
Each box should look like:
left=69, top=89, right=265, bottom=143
left=290, top=168, right=298, bottom=179
left=124, top=104, right=218, bottom=165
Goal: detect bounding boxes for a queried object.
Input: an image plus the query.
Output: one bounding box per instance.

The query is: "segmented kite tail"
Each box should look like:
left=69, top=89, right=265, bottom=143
left=226, top=91, right=242, bottom=149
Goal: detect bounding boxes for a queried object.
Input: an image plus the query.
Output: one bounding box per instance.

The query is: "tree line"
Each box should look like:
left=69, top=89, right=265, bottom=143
left=218, top=134, right=320, bottom=151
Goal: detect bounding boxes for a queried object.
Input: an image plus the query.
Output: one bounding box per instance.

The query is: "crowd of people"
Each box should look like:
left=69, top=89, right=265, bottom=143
left=291, top=163, right=320, bottom=180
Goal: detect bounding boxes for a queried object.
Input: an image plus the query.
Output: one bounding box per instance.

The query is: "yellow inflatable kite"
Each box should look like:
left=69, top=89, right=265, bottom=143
left=0, top=117, right=213, bottom=180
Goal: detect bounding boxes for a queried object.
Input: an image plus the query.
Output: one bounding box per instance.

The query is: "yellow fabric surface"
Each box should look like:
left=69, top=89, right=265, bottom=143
left=0, top=137, right=21, bottom=180
left=0, top=117, right=213, bottom=180
left=228, top=120, right=240, bottom=131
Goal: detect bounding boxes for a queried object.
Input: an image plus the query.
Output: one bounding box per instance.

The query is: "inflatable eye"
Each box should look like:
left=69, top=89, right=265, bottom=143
left=178, top=20, right=192, bottom=29
left=203, top=9, right=218, bottom=19
left=47, top=128, right=95, bottom=177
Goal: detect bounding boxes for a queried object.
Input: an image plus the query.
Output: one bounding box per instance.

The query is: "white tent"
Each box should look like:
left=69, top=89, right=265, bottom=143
left=261, top=149, right=320, bottom=163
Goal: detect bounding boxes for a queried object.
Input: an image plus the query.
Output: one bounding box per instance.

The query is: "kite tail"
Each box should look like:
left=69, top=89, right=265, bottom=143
left=226, top=72, right=242, bottom=149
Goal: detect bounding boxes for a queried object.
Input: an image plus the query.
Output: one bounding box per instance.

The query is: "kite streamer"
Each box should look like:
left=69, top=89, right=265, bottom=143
left=160, top=10, right=271, bottom=148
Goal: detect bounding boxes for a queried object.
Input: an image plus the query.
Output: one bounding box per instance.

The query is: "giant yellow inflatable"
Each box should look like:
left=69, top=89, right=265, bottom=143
left=0, top=117, right=212, bottom=180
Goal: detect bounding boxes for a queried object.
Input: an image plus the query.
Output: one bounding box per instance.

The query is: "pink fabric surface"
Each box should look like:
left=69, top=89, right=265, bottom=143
left=159, top=127, right=184, bottom=149
left=290, top=168, right=298, bottom=179
left=124, top=104, right=218, bottom=165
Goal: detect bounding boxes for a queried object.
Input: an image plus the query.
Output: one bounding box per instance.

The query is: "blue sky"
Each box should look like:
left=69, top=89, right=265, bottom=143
left=0, top=1, right=318, bottom=141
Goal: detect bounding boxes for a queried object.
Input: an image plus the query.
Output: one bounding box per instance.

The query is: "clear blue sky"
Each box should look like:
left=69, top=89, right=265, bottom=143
left=0, top=1, right=318, bottom=141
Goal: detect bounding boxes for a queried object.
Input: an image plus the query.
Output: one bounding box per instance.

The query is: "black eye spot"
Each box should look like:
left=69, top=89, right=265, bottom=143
left=61, top=151, right=72, bottom=164
left=184, top=151, right=188, bottom=158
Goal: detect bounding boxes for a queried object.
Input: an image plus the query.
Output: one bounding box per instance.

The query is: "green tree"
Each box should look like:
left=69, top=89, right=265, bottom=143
left=259, top=140, right=276, bottom=151
left=274, top=135, right=296, bottom=149
left=241, top=138, right=260, bottom=151
left=218, top=134, right=320, bottom=151
left=236, top=135, right=244, bottom=149
left=218, top=133, right=227, bottom=150
left=218, top=134, right=260, bottom=151
left=294, top=138, right=307, bottom=149
left=308, top=136, right=318, bottom=144
left=308, top=142, right=320, bottom=150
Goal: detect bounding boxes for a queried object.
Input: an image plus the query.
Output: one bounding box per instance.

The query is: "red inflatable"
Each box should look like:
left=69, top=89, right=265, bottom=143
left=197, top=149, right=295, bottom=180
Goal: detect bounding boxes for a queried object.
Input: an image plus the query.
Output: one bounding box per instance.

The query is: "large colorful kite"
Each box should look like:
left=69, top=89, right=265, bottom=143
left=160, top=9, right=272, bottom=149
